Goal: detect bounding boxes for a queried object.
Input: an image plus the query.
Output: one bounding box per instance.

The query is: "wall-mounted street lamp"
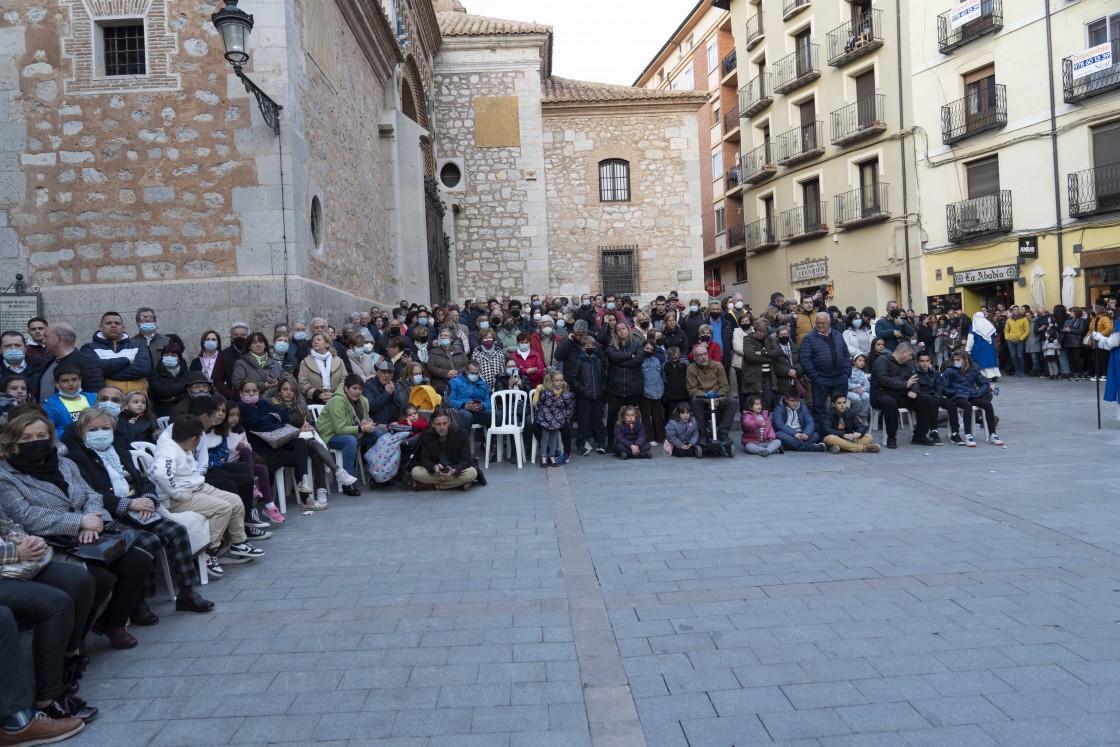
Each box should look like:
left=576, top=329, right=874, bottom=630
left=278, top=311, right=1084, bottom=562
left=211, top=0, right=283, bottom=135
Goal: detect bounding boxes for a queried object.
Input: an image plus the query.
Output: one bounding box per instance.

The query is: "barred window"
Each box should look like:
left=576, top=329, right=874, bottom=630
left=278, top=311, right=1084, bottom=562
left=600, top=246, right=639, bottom=297
left=598, top=159, right=631, bottom=202
left=102, top=23, right=147, bottom=77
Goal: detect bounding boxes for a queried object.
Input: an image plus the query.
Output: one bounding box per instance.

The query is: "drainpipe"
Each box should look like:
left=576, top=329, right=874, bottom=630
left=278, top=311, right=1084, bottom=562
left=895, top=0, right=913, bottom=309
left=1043, top=0, right=1065, bottom=294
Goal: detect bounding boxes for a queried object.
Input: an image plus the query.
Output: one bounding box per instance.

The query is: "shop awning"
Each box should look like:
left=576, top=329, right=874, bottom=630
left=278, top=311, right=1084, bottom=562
left=1080, top=247, right=1120, bottom=268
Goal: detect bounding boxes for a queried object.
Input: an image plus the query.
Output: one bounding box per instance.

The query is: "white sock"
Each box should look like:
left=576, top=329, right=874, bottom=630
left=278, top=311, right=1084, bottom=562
left=264, top=501, right=277, bottom=510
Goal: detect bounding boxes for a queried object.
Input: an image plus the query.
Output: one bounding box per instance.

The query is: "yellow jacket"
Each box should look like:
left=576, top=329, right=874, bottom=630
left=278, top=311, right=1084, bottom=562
left=1091, top=314, right=1113, bottom=349
left=1003, top=316, right=1029, bottom=342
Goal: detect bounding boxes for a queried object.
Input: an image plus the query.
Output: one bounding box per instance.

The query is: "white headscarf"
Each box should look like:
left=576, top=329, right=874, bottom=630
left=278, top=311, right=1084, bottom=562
left=971, top=312, right=996, bottom=343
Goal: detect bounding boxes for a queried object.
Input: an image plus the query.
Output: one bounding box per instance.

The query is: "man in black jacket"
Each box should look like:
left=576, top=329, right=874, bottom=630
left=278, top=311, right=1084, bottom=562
left=870, top=342, right=937, bottom=449
left=411, top=410, right=479, bottom=490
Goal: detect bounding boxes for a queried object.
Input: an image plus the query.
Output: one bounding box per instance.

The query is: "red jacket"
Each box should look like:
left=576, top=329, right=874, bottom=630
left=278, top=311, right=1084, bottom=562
left=687, top=342, right=723, bottom=364
left=512, top=349, right=546, bottom=388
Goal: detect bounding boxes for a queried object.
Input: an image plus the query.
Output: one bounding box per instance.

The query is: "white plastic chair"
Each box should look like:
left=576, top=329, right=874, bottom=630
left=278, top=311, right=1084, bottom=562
left=484, top=390, right=528, bottom=468
left=156, top=416, right=170, bottom=431
left=130, top=441, right=156, bottom=458
left=966, top=407, right=990, bottom=440
left=870, top=406, right=912, bottom=434
left=306, top=402, right=367, bottom=491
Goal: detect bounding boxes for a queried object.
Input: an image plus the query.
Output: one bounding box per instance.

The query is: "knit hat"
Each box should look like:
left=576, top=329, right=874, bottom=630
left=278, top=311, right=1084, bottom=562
left=573, top=320, right=589, bottom=334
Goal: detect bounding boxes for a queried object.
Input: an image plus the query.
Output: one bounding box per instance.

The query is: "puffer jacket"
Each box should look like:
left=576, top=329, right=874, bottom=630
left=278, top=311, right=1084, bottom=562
left=940, top=365, right=989, bottom=400
left=604, top=337, right=645, bottom=397
left=740, top=409, right=776, bottom=446
left=81, top=331, right=152, bottom=384
left=665, top=415, right=699, bottom=449
left=568, top=351, right=605, bottom=401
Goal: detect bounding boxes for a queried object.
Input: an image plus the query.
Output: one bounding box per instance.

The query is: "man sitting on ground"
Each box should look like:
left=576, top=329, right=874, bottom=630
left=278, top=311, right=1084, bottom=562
left=411, top=409, right=480, bottom=491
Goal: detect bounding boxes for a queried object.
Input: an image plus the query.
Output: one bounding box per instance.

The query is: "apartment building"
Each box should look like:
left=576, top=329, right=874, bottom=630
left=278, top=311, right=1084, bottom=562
left=911, top=1, right=1120, bottom=314
left=635, top=2, right=746, bottom=299
left=709, top=0, right=921, bottom=311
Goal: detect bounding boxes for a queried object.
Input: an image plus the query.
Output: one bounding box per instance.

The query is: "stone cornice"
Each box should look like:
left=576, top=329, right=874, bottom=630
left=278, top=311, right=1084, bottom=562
left=335, top=0, right=403, bottom=84
left=436, top=33, right=550, bottom=78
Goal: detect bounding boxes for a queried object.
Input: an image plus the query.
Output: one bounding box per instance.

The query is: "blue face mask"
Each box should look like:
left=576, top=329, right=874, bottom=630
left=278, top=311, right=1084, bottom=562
left=97, top=401, right=122, bottom=417
left=274, top=341, right=290, bottom=354
left=293, top=331, right=308, bottom=341
left=139, top=322, right=157, bottom=334
left=412, top=374, right=424, bottom=385
left=467, top=373, right=480, bottom=383
left=439, top=338, right=451, bottom=347
left=3, top=349, right=24, bottom=363
left=606, top=302, right=616, bottom=310
left=690, top=305, right=700, bottom=313
left=417, top=318, right=429, bottom=327
left=518, top=343, right=530, bottom=353
left=952, top=362, right=963, bottom=368
left=203, top=339, right=219, bottom=352
left=479, top=321, right=490, bottom=329
left=162, top=356, right=179, bottom=369
left=852, top=319, right=862, bottom=328
left=581, top=299, right=590, bottom=306
left=84, top=429, right=115, bottom=452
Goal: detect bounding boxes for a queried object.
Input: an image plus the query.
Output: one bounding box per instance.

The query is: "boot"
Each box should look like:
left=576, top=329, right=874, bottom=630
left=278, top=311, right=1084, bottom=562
left=129, top=598, right=159, bottom=627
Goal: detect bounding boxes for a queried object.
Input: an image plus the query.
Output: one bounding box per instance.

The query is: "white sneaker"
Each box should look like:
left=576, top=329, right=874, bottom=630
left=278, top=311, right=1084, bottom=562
left=314, top=488, right=329, bottom=509
left=649, top=441, right=658, bottom=447
left=988, top=433, right=1004, bottom=446
left=297, top=475, right=313, bottom=494
left=335, top=468, right=358, bottom=487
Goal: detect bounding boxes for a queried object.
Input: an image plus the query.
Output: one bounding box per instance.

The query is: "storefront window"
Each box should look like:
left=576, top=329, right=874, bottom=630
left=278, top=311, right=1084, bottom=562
left=1088, top=266, right=1120, bottom=305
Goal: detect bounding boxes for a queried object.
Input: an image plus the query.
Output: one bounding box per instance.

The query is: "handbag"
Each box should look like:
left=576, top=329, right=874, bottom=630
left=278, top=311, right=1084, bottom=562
left=46, top=523, right=139, bottom=567
left=1083, top=332, right=1093, bottom=346
left=251, top=424, right=300, bottom=448
left=793, top=376, right=810, bottom=397
left=0, top=521, right=53, bottom=580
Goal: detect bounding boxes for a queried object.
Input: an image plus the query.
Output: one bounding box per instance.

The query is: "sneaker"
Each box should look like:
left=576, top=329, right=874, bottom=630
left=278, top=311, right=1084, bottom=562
left=302, top=497, right=328, bottom=511
left=812, top=443, right=827, bottom=452
left=911, top=435, right=935, bottom=447
left=965, top=435, right=977, bottom=447
left=595, top=447, right=606, bottom=454
left=556, top=453, right=569, bottom=465
left=245, top=525, right=272, bottom=541
left=264, top=505, right=285, bottom=523
left=758, top=449, right=769, bottom=457
left=335, top=468, right=358, bottom=487
left=827, top=444, right=841, bottom=454
left=949, top=433, right=964, bottom=446
left=245, top=507, right=270, bottom=529
left=227, top=542, right=265, bottom=559
left=886, top=436, right=897, bottom=449
left=314, top=488, right=329, bottom=509
left=297, top=475, right=313, bottom=494
left=205, top=553, right=224, bottom=577
left=694, top=446, right=703, bottom=458
left=579, top=443, right=593, bottom=457
left=617, top=451, right=629, bottom=460
left=649, top=441, right=658, bottom=447
left=988, top=433, right=1005, bottom=446
left=252, top=486, right=263, bottom=500
left=0, top=711, right=84, bottom=745
left=928, top=431, right=943, bottom=446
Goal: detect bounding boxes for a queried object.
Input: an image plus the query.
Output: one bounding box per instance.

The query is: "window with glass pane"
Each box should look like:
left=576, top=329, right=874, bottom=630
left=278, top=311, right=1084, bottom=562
left=712, top=150, right=723, bottom=179
left=103, top=23, right=146, bottom=76
left=598, top=160, right=630, bottom=202
left=715, top=206, right=726, bottom=233
left=1088, top=13, right=1119, bottom=45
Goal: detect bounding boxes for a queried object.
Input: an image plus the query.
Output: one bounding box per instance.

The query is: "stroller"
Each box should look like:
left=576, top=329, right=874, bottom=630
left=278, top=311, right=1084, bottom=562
left=364, top=425, right=422, bottom=488
left=698, top=392, right=735, bottom=458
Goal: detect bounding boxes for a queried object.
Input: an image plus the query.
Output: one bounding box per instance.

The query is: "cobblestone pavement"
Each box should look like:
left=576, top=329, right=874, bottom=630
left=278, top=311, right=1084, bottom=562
left=66, top=379, right=1120, bottom=746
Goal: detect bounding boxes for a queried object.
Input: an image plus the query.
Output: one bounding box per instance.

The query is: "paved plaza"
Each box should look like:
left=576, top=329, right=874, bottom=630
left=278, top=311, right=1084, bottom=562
left=67, top=380, right=1120, bottom=746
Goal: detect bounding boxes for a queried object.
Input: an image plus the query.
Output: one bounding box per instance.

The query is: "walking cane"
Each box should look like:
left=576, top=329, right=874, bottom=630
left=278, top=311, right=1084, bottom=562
left=1095, top=345, right=1102, bottom=430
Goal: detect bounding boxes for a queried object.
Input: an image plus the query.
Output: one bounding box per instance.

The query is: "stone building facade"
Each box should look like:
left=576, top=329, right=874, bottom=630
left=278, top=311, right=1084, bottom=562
left=0, top=0, right=441, bottom=343
left=433, top=6, right=707, bottom=303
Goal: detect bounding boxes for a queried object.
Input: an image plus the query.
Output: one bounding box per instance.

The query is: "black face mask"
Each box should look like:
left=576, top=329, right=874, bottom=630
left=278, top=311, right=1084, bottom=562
left=232, top=337, right=248, bottom=351
left=778, top=336, right=790, bottom=344
left=16, top=439, right=53, bottom=464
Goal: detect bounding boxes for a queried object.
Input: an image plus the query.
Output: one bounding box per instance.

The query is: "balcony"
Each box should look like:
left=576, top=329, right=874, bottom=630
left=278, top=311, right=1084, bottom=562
left=727, top=223, right=746, bottom=250
left=772, top=46, right=820, bottom=94
left=739, top=73, right=772, bottom=117
left=742, top=141, right=777, bottom=184
left=1063, top=39, right=1120, bottom=103
left=946, top=191, right=1013, bottom=243
left=937, top=0, right=1002, bottom=54
left=782, top=203, right=829, bottom=242
left=830, top=95, right=887, bottom=146
left=834, top=183, right=891, bottom=228
left=745, top=217, right=779, bottom=253
left=745, top=13, right=764, bottom=51
left=723, top=107, right=741, bottom=139
left=783, top=0, right=810, bottom=22
left=827, top=9, right=884, bottom=66
left=1069, top=164, right=1120, bottom=219
left=721, top=49, right=737, bottom=79
left=941, top=84, right=1006, bottom=144
left=725, top=163, right=744, bottom=194
left=776, top=121, right=825, bottom=166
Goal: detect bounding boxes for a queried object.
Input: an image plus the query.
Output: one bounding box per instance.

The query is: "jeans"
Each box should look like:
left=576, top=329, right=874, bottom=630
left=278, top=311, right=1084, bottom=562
left=539, top=428, right=563, bottom=458
left=327, top=434, right=375, bottom=475
left=0, top=564, right=96, bottom=702
left=1007, top=340, right=1025, bottom=375
left=776, top=431, right=821, bottom=451
left=458, top=407, right=491, bottom=428
left=744, top=439, right=782, bottom=455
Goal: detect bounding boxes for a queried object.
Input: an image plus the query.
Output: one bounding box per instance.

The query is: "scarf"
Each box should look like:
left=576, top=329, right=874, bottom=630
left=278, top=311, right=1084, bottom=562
left=311, top=349, right=333, bottom=389
left=99, top=446, right=132, bottom=499
left=251, top=352, right=269, bottom=369
left=971, top=313, right=996, bottom=343
left=8, top=445, right=68, bottom=495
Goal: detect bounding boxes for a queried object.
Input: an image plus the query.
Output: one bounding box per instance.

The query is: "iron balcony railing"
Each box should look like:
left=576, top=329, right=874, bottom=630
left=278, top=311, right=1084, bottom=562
left=742, top=141, right=777, bottom=184
left=725, top=163, right=743, bottom=192
left=783, top=0, right=810, bottom=22
left=830, top=95, right=887, bottom=145
left=723, top=106, right=741, bottom=134
left=727, top=223, right=746, bottom=249
left=1069, top=164, right=1120, bottom=219
left=826, top=9, right=884, bottom=66
left=946, top=191, right=1013, bottom=243
left=1063, top=39, right=1120, bottom=103
left=739, top=73, right=772, bottom=117
left=745, top=13, right=764, bottom=51
left=835, top=183, right=890, bottom=227
left=782, top=203, right=829, bottom=242
left=777, top=121, right=824, bottom=166
left=941, top=83, right=1006, bottom=144
left=772, top=45, right=820, bottom=95
left=745, top=217, right=779, bottom=252
left=937, top=0, right=1002, bottom=54
left=721, top=49, right=737, bottom=78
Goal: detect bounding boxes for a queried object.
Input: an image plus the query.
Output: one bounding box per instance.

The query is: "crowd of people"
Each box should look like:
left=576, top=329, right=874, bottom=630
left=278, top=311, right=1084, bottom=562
left=1, top=287, right=1115, bottom=745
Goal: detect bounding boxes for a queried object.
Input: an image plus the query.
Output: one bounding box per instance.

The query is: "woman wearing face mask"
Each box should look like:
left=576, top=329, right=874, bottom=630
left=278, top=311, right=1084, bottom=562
left=470, top=329, right=506, bottom=389
left=188, top=330, right=232, bottom=399
left=496, top=314, right=520, bottom=354
left=0, top=409, right=155, bottom=651
left=298, top=333, right=345, bottom=404
left=511, top=332, right=546, bottom=389
left=529, top=318, right=561, bottom=368
left=231, top=332, right=284, bottom=398
left=343, top=331, right=378, bottom=382
left=410, top=323, right=432, bottom=365
left=62, top=408, right=214, bottom=618
left=149, top=336, right=190, bottom=419
left=271, top=332, right=297, bottom=376
left=425, top=328, right=468, bottom=396
left=843, top=311, right=874, bottom=358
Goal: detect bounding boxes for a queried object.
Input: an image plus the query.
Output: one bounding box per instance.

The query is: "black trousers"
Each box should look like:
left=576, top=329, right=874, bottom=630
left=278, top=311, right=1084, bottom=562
left=0, top=607, right=32, bottom=716
left=88, top=547, right=153, bottom=628
left=208, top=462, right=256, bottom=514
left=248, top=435, right=310, bottom=480
left=0, top=564, right=95, bottom=702
left=870, top=391, right=937, bottom=438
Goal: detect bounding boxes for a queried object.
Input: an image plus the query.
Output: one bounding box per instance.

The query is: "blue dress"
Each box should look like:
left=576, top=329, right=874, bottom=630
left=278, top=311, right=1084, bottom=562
left=970, top=333, right=998, bottom=369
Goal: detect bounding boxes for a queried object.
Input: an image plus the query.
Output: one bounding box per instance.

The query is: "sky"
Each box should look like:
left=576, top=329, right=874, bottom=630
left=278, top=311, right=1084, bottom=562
left=459, top=0, right=694, bottom=86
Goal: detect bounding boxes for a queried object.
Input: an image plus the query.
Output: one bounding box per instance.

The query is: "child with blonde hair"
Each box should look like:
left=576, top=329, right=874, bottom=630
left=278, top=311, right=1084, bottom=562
left=612, top=405, right=650, bottom=459
left=535, top=370, right=574, bottom=467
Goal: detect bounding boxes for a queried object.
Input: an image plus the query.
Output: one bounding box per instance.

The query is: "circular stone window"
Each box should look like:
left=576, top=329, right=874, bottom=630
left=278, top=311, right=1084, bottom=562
left=310, top=195, right=323, bottom=250
left=439, top=162, right=462, bottom=189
